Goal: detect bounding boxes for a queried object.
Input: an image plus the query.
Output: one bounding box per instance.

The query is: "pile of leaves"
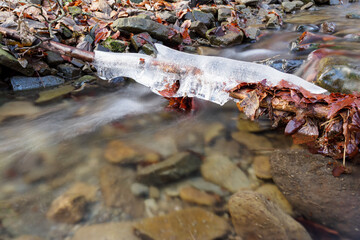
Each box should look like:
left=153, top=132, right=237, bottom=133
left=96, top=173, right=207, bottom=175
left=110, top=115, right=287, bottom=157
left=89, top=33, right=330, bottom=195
left=229, top=80, right=360, bottom=164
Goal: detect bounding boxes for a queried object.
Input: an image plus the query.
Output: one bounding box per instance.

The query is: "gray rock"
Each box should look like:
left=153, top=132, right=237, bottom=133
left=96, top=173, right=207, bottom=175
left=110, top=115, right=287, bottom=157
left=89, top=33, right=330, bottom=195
left=217, top=8, right=232, bottom=22
left=270, top=149, right=360, bottom=239
left=45, top=51, right=65, bottom=66
left=190, top=21, right=208, bottom=38
left=57, top=63, right=81, bottom=79
left=229, top=191, right=311, bottom=240
left=131, top=182, right=149, bottom=197
left=243, top=26, right=260, bottom=40
left=112, top=17, right=182, bottom=44
left=282, top=2, right=297, bottom=13
left=300, top=2, right=314, bottom=10
left=158, top=11, right=177, bottom=23
left=10, top=76, right=64, bottom=91
left=296, top=24, right=319, bottom=32
left=236, top=0, right=259, bottom=6
left=131, top=32, right=153, bottom=51
left=201, top=154, right=250, bottom=193
left=185, top=10, right=215, bottom=27
left=25, top=0, right=42, bottom=4
left=206, top=28, right=243, bottom=46
left=0, top=48, right=34, bottom=76
left=137, top=152, right=202, bottom=185
left=266, top=14, right=280, bottom=29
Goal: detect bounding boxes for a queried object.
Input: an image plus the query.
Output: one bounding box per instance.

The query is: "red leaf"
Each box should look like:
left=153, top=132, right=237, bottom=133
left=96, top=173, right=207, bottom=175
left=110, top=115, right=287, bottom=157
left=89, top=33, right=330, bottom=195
left=328, top=96, right=354, bottom=118
left=94, top=27, right=110, bottom=44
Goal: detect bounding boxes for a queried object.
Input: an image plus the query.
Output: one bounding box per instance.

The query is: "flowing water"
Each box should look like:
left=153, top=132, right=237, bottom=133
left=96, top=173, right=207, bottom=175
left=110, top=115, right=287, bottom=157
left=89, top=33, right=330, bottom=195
left=0, top=3, right=360, bottom=240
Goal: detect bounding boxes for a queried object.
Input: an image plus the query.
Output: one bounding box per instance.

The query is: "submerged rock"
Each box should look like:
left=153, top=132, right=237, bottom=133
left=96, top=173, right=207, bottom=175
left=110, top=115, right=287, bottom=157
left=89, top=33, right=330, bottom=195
left=134, top=207, right=230, bottom=240
left=112, top=17, right=182, bottom=44
left=270, top=149, right=360, bottom=239
left=179, top=185, right=219, bottom=206
left=10, top=76, right=64, bottom=91
left=201, top=154, right=250, bottom=193
left=35, top=85, right=74, bottom=103
left=253, top=155, right=272, bottom=179
left=72, top=222, right=140, bottom=240
left=137, top=152, right=202, bottom=185
left=315, top=55, right=360, bottom=93
left=229, top=191, right=311, bottom=240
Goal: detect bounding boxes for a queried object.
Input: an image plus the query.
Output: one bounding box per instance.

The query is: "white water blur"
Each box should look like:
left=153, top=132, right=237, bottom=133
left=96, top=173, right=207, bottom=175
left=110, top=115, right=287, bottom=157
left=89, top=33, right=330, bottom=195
left=0, top=85, right=165, bottom=158
left=94, top=43, right=327, bottom=106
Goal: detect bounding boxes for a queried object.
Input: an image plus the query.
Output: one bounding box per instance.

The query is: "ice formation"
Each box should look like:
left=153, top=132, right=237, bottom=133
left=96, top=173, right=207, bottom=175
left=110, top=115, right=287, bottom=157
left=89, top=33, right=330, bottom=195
left=94, top=43, right=328, bottom=105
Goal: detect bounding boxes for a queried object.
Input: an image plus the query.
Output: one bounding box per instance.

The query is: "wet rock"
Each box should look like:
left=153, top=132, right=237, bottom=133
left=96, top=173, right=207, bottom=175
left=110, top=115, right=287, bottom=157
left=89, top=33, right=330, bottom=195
left=253, top=155, right=272, bottom=179
left=57, top=63, right=81, bottom=79
left=265, top=59, right=304, bottom=74
left=131, top=32, right=153, bottom=51
left=218, top=8, right=232, bottom=22
left=131, top=182, right=149, bottom=197
left=99, top=164, right=145, bottom=217
left=320, top=21, right=336, bottom=33
left=134, top=207, right=230, bottom=240
left=179, top=185, right=219, bottom=206
left=329, top=0, right=340, bottom=4
left=203, top=122, right=225, bottom=144
left=243, top=26, right=260, bottom=40
left=104, top=140, right=160, bottom=165
left=0, top=48, right=34, bottom=76
left=0, top=101, right=40, bottom=122
left=229, top=191, right=311, bottom=240
left=103, top=38, right=129, bottom=52
left=185, top=10, right=215, bottom=28
left=236, top=0, right=259, bottom=6
left=266, top=14, right=280, bottom=29
left=346, top=13, right=360, bottom=19
left=46, top=193, right=87, bottom=224
left=72, top=222, right=140, bottom=240
left=34, top=61, right=52, bottom=76
left=237, top=116, right=273, bottom=132
left=189, top=177, right=229, bottom=196
left=141, top=43, right=157, bottom=56
left=270, top=149, right=360, bottom=239
left=255, top=184, right=293, bottom=216
left=10, top=76, right=64, bottom=91
left=201, top=154, right=250, bottom=193
left=149, top=186, right=160, bottom=199
left=206, top=27, right=243, bottom=46
left=112, top=17, right=182, bottom=44
left=158, top=11, right=177, bottom=23
left=35, top=85, right=74, bottom=103
left=14, top=236, right=43, bottom=240
left=232, top=131, right=273, bottom=151
left=282, top=2, right=297, bottom=13
left=300, top=2, right=314, bottom=10
left=315, top=55, right=360, bottom=94
left=296, top=24, right=319, bottom=32
left=137, top=152, right=202, bottom=185
left=190, top=21, right=208, bottom=38
left=65, top=182, right=98, bottom=202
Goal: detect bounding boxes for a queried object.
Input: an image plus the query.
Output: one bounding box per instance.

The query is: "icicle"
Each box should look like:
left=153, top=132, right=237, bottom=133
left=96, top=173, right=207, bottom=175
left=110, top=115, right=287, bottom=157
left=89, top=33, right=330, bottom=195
left=94, top=43, right=328, bottom=105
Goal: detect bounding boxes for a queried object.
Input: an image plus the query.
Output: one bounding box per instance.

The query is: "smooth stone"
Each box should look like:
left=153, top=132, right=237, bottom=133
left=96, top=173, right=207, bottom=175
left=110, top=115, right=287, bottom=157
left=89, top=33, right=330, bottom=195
left=137, top=152, right=202, bottom=185
left=229, top=191, right=311, bottom=240
left=203, top=122, right=225, bottom=144
left=255, top=184, right=293, bottom=216
left=57, top=63, right=81, bottom=79
left=282, top=2, right=297, bottom=13
left=270, top=149, right=360, bottom=239
left=64, top=182, right=98, bottom=202
left=179, top=186, right=218, bottom=206
left=99, top=165, right=145, bottom=217
left=112, top=17, right=182, bottom=44
left=0, top=101, right=40, bottom=122
left=46, top=193, right=86, bottom=224
left=185, top=10, right=215, bottom=27
left=300, top=2, right=314, bottom=10
left=206, top=27, right=244, bottom=46
left=296, top=24, right=319, bottom=32
left=217, top=8, right=232, bottom=22
left=131, top=182, right=149, bottom=197
left=189, top=177, right=229, bottom=196
left=35, top=85, right=74, bottom=103
left=253, top=155, right=272, bottom=179
left=104, top=140, right=160, bottom=165
left=10, top=76, right=64, bottom=91
left=201, top=154, right=250, bottom=193
left=72, top=222, right=140, bottom=240
left=149, top=186, right=160, bottom=199
left=134, top=207, right=230, bottom=240
left=231, top=131, right=273, bottom=151
left=0, top=48, right=34, bottom=76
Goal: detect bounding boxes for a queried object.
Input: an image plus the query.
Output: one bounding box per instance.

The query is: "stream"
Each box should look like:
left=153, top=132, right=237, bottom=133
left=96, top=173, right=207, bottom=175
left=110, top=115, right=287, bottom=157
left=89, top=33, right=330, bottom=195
left=0, top=3, right=360, bottom=240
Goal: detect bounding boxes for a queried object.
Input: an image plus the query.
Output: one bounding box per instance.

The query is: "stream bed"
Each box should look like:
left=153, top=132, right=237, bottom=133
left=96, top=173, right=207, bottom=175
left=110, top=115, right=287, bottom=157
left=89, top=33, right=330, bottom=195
left=0, top=3, right=360, bottom=240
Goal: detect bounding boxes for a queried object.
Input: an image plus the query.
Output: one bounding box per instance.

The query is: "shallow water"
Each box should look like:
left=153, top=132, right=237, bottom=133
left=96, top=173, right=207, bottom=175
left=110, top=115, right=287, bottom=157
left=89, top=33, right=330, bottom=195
left=0, top=3, right=360, bottom=240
